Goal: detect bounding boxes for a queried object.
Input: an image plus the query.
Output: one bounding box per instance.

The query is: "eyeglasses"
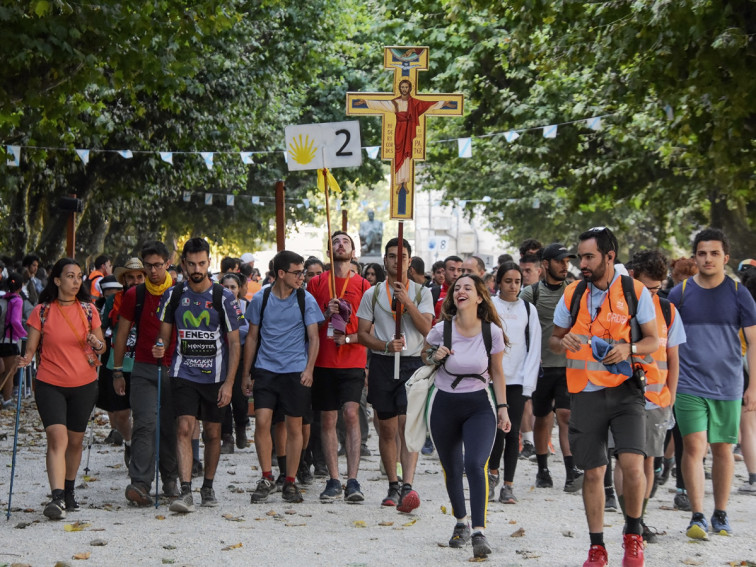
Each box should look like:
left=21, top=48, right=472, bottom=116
left=286, top=270, right=306, bottom=278
left=144, top=262, right=165, bottom=271
left=585, top=226, right=616, bottom=252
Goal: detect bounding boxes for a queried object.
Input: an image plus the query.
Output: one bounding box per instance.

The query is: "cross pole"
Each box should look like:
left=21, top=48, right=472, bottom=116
left=347, top=46, right=464, bottom=377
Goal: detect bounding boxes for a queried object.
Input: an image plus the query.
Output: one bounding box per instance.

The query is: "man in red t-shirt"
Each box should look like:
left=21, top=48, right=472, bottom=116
left=112, top=241, right=179, bottom=507
left=307, top=231, right=370, bottom=502
left=434, top=255, right=463, bottom=320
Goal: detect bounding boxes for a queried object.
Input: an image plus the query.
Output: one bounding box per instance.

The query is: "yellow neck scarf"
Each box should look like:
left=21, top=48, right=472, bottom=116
left=145, top=273, right=173, bottom=297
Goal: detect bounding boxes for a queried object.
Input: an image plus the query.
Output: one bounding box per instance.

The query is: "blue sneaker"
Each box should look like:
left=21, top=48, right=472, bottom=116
left=319, top=478, right=342, bottom=501
left=421, top=437, right=434, bottom=456
left=710, top=511, right=732, bottom=536
left=344, top=478, right=364, bottom=503
left=686, top=516, right=709, bottom=540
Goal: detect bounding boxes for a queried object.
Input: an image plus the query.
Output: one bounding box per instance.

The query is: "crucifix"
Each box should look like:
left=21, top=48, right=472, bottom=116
left=346, top=46, right=463, bottom=220
left=347, top=46, right=463, bottom=377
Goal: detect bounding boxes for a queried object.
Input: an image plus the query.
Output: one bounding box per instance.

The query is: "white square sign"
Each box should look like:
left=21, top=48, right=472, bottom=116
left=285, top=121, right=362, bottom=171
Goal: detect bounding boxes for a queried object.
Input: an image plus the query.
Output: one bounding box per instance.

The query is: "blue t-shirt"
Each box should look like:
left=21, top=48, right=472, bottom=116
left=553, top=272, right=656, bottom=392
left=246, top=288, right=324, bottom=374
left=668, top=277, right=756, bottom=401
left=158, top=283, right=242, bottom=384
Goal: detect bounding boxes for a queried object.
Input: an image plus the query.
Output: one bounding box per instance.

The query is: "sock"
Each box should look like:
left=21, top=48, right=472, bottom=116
left=262, top=470, right=274, bottom=481
left=180, top=481, right=191, bottom=495
left=401, top=482, right=412, bottom=492
left=749, top=473, right=756, bottom=484
left=589, top=532, right=604, bottom=547
left=713, top=509, right=727, bottom=520
left=202, top=478, right=213, bottom=489
left=564, top=455, right=574, bottom=472
left=691, top=512, right=704, bottom=522
left=192, top=439, right=200, bottom=462
left=124, top=440, right=131, bottom=447
left=625, top=515, right=642, bottom=536
left=605, top=486, right=615, bottom=498
left=522, top=431, right=534, bottom=444
left=642, top=498, right=648, bottom=517
left=277, top=455, right=287, bottom=474
left=618, top=494, right=626, bottom=516
left=536, top=453, right=548, bottom=472
left=52, top=488, right=65, bottom=501
left=285, top=476, right=296, bottom=484
left=472, top=528, right=485, bottom=536
left=64, top=479, right=75, bottom=494
left=456, top=515, right=468, bottom=526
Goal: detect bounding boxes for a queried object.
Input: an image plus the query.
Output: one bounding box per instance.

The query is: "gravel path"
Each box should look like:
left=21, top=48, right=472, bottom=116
left=1, top=400, right=755, bottom=566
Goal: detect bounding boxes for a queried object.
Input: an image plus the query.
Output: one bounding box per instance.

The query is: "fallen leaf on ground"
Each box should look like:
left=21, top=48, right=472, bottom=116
left=682, top=560, right=702, bottom=566
left=222, top=514, right=245, bottom=522
left=155, top=515, right=165, bottom=520
left=162, top=560, right=175, bottom=565
left=72, top=552, right=91, bottom=560
left=266, top=510, right=277, bottom=516
left=562, top=531, right=574, bottom=538
left=162, top=545, right=176, bottom=550
left=89, top=539, right=107, bottom=546
left=64, top=522, right=91, bottom=532
left=221, top=543, right=243, bottom=551
left=353, top=520, right=367, bottom=528
left=511, top=527, right=525, bottom=537
left=440, top=505, right=447, bottom=514
left=378, top=521, right=394, bottom=527
left=468, top=557, right=486, bottom=562
left=285, top=523, right=306, bottom=527
left=82, top=476, right=97, bottom=482
left=402, top=519, right=417, bottom=527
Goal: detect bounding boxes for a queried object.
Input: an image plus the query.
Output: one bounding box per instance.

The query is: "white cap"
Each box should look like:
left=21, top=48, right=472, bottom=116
left=241, top=253, right=256, bottom=264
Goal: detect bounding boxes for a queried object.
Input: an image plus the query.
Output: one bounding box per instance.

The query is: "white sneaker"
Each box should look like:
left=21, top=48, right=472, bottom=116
left=738, top=481, right=756, bottom=494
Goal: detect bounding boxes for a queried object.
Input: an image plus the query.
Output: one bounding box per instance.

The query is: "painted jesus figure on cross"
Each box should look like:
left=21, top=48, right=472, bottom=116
left=347, top=47, right=464, bottom=220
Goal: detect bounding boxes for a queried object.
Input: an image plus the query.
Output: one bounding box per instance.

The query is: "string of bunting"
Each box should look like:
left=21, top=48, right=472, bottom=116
left=4, top=113, right=609, bottom=168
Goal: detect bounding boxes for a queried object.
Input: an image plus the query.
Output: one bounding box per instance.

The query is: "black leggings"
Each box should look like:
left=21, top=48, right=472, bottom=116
left=488, top=385, right=525, bottom=483
left=429, top=388, right=497, bottom=528
left=221, top=361, right=250, bottom=436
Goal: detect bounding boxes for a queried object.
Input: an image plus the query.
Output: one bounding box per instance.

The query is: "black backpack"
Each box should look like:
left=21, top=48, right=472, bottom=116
left=442, top=319, right=493, bottom=389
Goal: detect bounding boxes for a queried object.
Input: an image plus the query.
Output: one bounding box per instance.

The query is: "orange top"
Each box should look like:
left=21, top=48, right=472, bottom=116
left=28, top=302, right=101, bottom=387
left=640, top=296, right=672, bottom=407
left=244, top=280, right=262, bottom=302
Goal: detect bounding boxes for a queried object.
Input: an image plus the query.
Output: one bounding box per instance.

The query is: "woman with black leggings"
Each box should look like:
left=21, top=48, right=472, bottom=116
left=422, top=274, right=511, bottom=559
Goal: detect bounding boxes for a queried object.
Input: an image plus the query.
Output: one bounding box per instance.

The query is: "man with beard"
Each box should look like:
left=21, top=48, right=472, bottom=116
left=152, top=238, right=241, bottom=513
left=520, top=244, right=583, bottom=492
left=550, top=227, right=659, bottom=567
left=113, top=243, right=180, bottom=506
left=307, top=232, right=370, bottom=502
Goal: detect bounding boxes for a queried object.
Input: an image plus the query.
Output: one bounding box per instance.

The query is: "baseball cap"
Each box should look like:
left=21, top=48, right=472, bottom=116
left=542, top=243, right=577, bottom=261
left=241, top=252, right=256, bottom=264
left=738, top=259, right=756, bottom=272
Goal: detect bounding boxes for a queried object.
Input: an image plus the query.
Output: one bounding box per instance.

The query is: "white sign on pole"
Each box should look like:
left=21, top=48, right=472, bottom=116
left=284, top=121, right=362, bottom=171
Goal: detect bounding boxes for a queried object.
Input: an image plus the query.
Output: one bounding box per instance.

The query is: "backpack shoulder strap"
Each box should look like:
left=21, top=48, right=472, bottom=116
left=658, top=297, right=672, bottom=328
left=569, top=280, right=588, bottom=324
left=371, top=284, right=380, bottom=322
left=620, top=275, right=641, bottom=343
left=443, top=318, right=452, bottom=350
left=132, top=283, right=147, bottom=331
left=258, top=286, right=272, bottom=330
left=531, top=282, right=540, bottom=306
left=297, top=287, right=307, bottom=342
left=482, top=320, right=492, bottom=365
left=166, top=282, right=186, bottom=323
left=524, top=300, right=531, bottom=353
left=679, top=277, right=689, bottom=309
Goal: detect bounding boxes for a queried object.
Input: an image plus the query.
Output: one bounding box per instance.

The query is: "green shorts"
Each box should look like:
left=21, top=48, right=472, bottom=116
left=674, top=393, right=741, bottom=444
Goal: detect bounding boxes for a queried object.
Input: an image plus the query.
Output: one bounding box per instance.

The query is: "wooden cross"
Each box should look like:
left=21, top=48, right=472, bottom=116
left=346, top=46, right=464, bottom=220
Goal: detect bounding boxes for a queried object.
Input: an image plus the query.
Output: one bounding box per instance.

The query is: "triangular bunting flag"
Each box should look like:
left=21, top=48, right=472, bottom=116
left=6, top=145, right=21, bottom=167
left=504, top=131, right=519, bottom=143
left=183, top=191, right=191, bottom=202
left=457, top=137, right=472, bottom=158
left=226, top=194, right=235, bottom=206
left=240, top=152, right=254, bottom=165
left=200, top=152, right=214, bottom=170
left=252, top=196, right=260, bottom=205
left=75, top=149, right=90, bottom=165
left=586, top=117, right=602, bottom=131
left=303, top=198, right=310, bottom=208
left=118, top=150, right=133, bottom=159
left=542, top=125, right=558, bottom=139
left=366, top=146, right=380, bottom=159
left=160, top=152, right=173, bottom=165
left=204, top=193, right=213, bottom=205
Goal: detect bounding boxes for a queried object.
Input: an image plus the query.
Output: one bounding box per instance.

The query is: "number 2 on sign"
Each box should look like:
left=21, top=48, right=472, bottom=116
left=335, top=129, right=352, bottom=157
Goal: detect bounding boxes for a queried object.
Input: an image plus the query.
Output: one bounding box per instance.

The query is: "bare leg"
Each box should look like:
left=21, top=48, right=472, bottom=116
left=202, top=421, right=221, bottom=479
left=583, top=466, right=606, bottom=532
left=321, top=410, right=340, bottom=479
left=710, top=442, right=734, bottom=511
left=343, top=401, right=361, bottom=479
left=682, top=431, right=708, bottom=513
left=176, top=416, right=197, bottom=484
left=378, top=417, right=399, bottom=482
left=285, top=416, right=304, bottom=478
left=253, top=409, right=274, bottom=471
left=397, top=415, right=418, bottom=485
left=45, top=425, right=69, bottom=490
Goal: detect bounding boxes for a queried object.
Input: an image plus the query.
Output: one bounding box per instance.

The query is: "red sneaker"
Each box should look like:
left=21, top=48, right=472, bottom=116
left=396, top=489, right=420, bottom=513
left=622, top=533, right=645, bottom=567
left=583, top=544, right=608, bottom=567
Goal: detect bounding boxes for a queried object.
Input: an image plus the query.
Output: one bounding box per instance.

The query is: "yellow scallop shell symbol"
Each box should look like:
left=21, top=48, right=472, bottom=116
left=288, top=134, right=317, bottom=165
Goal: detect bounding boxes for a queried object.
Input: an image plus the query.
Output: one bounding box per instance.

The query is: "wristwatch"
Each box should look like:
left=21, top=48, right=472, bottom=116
left=631, top=344, right=637, bottom=354
left=345, top=336, right=351, bottom=344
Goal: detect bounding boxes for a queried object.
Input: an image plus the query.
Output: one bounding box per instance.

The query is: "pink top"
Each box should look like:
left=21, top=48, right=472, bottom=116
left=3, top=293, right=27, bottom=342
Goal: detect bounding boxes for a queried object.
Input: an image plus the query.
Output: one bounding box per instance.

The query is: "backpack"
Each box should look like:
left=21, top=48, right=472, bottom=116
left=370, top=281, right=425, bottom=323
left=568, top=275, right=642, bottom=342
left=442, top=319, right=493, bottom=389
left=529, top=281, right=540, bottom=307
left=165, top=282, right=228, bottom=334
left=253, top=286, right=307, bottom=367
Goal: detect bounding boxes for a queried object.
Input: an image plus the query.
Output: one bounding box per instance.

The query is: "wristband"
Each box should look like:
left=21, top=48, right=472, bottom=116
left=383, top=340, right=391, bottom=355
left=113, top=366, right=123, bottom=372
left=496, top=403, right=509, bottom=409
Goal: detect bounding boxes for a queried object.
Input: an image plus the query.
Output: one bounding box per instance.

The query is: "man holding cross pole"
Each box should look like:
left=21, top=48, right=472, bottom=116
left=357, top=237, right=433, bottom=512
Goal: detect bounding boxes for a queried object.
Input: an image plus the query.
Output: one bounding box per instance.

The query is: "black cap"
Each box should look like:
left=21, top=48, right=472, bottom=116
left=542, top=243, right=576, bottom=261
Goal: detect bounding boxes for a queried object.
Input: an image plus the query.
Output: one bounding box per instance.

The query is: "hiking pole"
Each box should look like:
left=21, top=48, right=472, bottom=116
left=82, top=406, right=96, bottom=476
left=6, top=362, right=24, bottom=520
left=154, top=338, right=164, bottom=509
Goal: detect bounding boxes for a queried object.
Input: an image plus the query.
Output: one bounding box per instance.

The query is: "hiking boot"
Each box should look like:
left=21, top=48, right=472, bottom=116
left=621, top=533, right=644, bottom=567
left=297, top=461, right=314, bottom=485
left=710, top=510, right=732, bottom=536
left=471, top=532, right=492, bottom=558
left=381, top=485, right=401, bottom=507
left=605, top=492, right=618, bottom=512
left=686, top=516, right=709, bottom=540
left=169, top=491, right=195, bottom=513
left=104, top=429, right=123, bottom=446
left=191, top=460, right=203, bottom=478
left=519, top=441, right=536, bottom=460
left=499, top=484, right=517, bottom=504
left=449, top=522, right=471, bottom=548
left=313, top=463, right=329, bottom=478
left=397, top=484, right=420, bottom=513
left=273, top=473, right=285, bottom=493
left=125, top=483, right=153, bottom=507
left=421, top=437, right=434, bottom=455
left=235, top=424, right=248, bottom=449
left=162, top=480, right=181, bottom=498
left=564, top=468, right=584, bottom=493
left=43, top=497, right=66, bottom=520
left=344, top=478, right=364, bottom=503
left=320, top=478, right=343, bottom=501
left=282, top=481, right=304, bottom=503
left=64, top=491, right=80, bottom=512
left=220, top=434, right=235, bottom=454
left=535, top=469, right=553, bottom=488
left=124, top=444, right=131, bottom=468
left=674, top=489, right=691, bottom=511
left=200, top=486, right=218, bottom=507
left=641, top=521, right=659, bottom=544
left=583, top=544, right=608, bottom=567
left=487, top=472, right=499, bottom=501
left=250, top=478, right=274, bottom=503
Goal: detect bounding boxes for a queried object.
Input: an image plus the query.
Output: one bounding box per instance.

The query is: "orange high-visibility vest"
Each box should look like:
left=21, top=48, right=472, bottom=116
left=563, top=276, right=647, bottom=393
left=637, top=295, right=675, bottom=407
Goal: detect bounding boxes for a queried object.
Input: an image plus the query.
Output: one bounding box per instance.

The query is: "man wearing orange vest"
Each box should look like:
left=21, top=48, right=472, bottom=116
left=624, top=250, right=686, bottom=543
left=550, top=227, right=659, bottom=567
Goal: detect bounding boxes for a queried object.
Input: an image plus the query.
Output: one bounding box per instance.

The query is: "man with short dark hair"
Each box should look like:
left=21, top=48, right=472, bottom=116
left=408, top=256, right=426, bottom=285
left=550, top=227, right=659, bottom=567
left=220, top=256, right=241, bottom=273
left=243, top=250, right=323, bottom=503
left=519, top=254, right=542, bottom=286
left=519, top=238, right=543, bottom=260
left=21, top=254, right=43, bottom=294
left=153, top=237, right=242, bottom=513
left=88, top=254, right=112, bottom=298
left=431, top=261, right=445, bottom=287
left=434, top=255, right=463, bottom=319
left=668, top=228, right=756, bottom=539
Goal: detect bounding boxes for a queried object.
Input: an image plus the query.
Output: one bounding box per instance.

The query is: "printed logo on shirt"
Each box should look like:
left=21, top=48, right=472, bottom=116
left=181, top=297, right=191, bottom=306
left=183, top=310, right=210, bottom=328
left=205, top=301, right=213, bottom=309
left=616, top=300, right=625, bottom=310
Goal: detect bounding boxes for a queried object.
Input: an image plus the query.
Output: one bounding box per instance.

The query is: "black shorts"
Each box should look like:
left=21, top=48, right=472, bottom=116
left=96, top=366, right=131, bottom=412
left=311, top=367, right=364, bottom=412
left=35, top=379, right=98, bottom=432
left=568, top=379, right=646, bottom=470
left=253, top=368, right=312, bottom=419
left=367, top=354, right=423, bottom=420
left=532, top=367, right=571, bottom=417
left=171, top=377, right=224, bottom=423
